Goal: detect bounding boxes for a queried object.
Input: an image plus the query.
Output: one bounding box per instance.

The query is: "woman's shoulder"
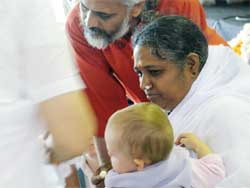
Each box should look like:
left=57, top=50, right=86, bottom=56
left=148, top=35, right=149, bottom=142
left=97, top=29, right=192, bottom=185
left=201, top=95, right=250, bottom=122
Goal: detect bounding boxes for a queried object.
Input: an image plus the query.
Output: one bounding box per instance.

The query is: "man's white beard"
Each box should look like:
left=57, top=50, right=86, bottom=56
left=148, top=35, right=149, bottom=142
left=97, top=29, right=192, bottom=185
left=83, top=15, right=130, bottom=49
left=84, top=31, right=110, bottom=49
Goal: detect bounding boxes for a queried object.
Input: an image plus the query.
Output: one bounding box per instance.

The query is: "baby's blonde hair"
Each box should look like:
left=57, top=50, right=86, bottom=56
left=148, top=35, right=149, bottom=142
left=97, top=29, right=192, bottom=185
left=106, top=102, right=174, bottom=164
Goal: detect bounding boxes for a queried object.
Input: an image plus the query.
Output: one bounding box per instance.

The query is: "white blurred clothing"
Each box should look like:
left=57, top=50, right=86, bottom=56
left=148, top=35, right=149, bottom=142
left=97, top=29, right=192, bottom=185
left=0, top=0, right=85, bottom=187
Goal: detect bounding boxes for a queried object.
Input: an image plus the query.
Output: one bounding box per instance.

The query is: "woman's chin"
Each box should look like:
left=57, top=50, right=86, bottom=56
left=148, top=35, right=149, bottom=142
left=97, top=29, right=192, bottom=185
left=157, top=103, right=172, bottom=112
left=150, top=100, right=166, bottom=109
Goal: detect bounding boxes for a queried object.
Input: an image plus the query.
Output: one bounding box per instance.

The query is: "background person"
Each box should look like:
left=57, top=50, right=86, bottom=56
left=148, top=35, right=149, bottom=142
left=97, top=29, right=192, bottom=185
left=0, top=0, right=96, bottom=187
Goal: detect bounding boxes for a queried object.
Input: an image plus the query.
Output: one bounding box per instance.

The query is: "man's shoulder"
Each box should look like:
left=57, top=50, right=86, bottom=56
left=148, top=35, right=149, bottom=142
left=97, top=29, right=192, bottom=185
left=157, top=0, right=202, bottom=15
left=66, top=4, right=81, bottom=35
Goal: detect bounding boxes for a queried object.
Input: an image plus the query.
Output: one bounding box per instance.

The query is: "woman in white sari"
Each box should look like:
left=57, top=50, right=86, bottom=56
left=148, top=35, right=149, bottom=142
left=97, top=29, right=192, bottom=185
left=133, top=16, right=250, bottom=187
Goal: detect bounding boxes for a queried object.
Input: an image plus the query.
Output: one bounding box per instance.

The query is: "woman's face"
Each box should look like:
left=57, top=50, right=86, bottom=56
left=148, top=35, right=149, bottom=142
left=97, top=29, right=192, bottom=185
left=133, top=45, right=195, bottom=111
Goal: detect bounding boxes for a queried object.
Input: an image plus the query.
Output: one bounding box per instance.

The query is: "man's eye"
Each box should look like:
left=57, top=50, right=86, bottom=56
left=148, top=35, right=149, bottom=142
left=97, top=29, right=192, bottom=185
left=95, top=12, right=113, bottom=20
left=149, top=70, right=162, bottom=76
left=80, top=3, right=88, bottom=12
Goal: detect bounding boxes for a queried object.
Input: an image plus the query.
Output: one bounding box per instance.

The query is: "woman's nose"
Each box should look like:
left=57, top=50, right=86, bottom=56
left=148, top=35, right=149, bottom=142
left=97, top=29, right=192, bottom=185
left=140, top=75, right=152, bottom=91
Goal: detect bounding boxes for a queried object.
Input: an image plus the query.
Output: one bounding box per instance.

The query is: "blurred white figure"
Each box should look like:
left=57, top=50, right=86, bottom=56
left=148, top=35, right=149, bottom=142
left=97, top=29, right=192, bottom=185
left=0, top=0, right=96, bottom=187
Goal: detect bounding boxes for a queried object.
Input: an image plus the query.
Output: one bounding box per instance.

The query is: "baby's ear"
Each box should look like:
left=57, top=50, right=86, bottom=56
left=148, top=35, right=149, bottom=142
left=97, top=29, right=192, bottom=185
left=134, top=158, right=145, bottom=171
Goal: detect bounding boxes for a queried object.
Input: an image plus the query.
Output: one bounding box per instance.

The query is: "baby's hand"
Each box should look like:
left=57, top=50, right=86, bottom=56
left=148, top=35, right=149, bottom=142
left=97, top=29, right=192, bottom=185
left=175, top=133, right=213, bottom=158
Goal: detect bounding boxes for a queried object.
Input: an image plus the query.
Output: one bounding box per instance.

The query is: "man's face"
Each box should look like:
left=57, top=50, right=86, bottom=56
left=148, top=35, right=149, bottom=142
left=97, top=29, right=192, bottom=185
left=80, top=0, right=131, bottom=49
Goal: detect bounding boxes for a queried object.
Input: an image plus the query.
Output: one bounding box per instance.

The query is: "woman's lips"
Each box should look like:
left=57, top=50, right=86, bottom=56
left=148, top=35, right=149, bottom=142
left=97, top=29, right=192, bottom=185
left=145, top=93, right=161, bottom=100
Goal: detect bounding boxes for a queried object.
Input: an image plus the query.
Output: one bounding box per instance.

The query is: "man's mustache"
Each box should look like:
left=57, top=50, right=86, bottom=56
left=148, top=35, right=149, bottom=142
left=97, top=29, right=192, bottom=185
left=87, top=27, right=111, bottom=39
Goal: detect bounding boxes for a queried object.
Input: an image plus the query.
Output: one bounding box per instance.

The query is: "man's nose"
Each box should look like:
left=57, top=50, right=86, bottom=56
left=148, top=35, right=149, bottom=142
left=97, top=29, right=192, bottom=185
left=85, top=11, right=100, bottom=28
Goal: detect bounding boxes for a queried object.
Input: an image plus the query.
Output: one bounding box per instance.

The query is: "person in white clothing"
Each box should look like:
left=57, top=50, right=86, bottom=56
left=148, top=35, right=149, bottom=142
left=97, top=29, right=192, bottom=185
left=0, top=0, right=96, bottom=187
left=133, top=15, right=250, bottom=187
left=103, top=102, right=225, bottom=188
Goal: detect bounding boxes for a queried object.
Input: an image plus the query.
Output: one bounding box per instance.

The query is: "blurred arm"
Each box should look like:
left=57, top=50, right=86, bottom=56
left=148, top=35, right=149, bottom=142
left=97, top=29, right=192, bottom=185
left=39, top=90, right=96, bottom=163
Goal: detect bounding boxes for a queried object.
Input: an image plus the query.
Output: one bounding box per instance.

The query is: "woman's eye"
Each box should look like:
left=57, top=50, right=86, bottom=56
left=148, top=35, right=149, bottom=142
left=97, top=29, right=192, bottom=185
left=136, top=71, right=142, bottom=77
left=149, top=70, right=162, bottom=76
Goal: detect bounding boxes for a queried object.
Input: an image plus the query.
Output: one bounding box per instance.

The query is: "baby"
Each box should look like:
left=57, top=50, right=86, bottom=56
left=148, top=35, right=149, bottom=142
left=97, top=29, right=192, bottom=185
left=104, top=102, right=225, bottom=188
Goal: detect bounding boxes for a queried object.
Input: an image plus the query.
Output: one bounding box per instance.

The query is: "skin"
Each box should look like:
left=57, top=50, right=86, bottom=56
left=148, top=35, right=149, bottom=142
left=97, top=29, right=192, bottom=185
left=40, top=91, right=96, bottom=163
left=133, top=45, right=200, bottom=111
left=175, top=133, right=213, bottom=159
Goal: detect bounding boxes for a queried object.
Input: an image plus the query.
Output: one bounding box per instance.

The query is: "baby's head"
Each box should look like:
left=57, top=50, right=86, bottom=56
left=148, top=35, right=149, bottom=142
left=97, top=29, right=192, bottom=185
left=104, top=102, right=174, bottom=174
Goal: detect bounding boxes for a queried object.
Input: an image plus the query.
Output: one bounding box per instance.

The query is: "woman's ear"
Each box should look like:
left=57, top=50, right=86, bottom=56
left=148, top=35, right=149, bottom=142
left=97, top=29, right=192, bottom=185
left=184, top=53, right=201, bottom=79
left=134, top=158, right=145, bottom=171
left=130, top=1, right=145, bottom=18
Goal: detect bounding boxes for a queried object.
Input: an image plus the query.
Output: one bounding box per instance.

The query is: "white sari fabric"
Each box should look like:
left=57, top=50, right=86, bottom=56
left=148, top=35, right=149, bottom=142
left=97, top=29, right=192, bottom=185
left=169, top=45, right=250, bottom=187
left=105, top=147, right=192, bottom=188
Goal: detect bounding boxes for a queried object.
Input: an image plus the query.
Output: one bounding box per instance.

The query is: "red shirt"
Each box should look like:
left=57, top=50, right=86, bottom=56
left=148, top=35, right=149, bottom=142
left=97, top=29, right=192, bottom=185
left=66, top=0, right=227, bottom=137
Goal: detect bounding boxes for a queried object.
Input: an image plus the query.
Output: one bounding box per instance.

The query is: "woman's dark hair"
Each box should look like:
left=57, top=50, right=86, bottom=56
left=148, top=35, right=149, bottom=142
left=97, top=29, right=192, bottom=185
left=133, top=16, right=208, bottom=71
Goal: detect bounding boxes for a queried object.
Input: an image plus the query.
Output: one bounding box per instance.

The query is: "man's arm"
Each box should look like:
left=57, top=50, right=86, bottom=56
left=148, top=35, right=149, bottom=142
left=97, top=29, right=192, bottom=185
left=39, top=90, right=96, bottom=163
